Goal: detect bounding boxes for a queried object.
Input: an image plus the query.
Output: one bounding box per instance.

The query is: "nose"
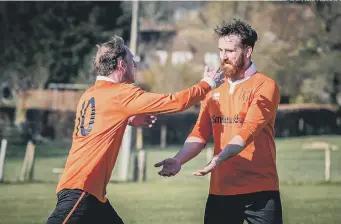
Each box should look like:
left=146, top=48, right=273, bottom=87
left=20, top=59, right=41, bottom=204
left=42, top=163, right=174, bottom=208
left=222, top=53, right=229, bottom=60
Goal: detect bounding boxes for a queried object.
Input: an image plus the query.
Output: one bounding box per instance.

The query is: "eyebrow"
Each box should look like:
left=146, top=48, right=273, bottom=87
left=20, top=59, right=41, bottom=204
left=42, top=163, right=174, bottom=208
left=218, top=47, right=236, bottom=51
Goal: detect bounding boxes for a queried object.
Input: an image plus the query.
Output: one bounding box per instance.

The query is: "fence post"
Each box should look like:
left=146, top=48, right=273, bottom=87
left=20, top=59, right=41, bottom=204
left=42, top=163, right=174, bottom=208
left=0, top=139, right=8, bottom=183
left=160, top=124, right=167, bottom=149
left=325, top=146, right=331, bottom=182
left=133, top=126, right=147, bottom=182
left=19, top=141, right=35, bottom=182
left=136, top=127, right=143, bottom=150
left=138, top=150, right=146, bottom=182
left=302, top=141, right=338, bottom=182
left=298, top=118, right=304, bottom=133
left=133, top=150, right=147, bottom=182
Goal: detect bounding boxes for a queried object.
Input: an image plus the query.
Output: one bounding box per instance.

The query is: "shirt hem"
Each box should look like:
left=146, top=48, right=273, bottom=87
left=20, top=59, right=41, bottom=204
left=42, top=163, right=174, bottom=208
left=56, top=184, right=107, bottom=203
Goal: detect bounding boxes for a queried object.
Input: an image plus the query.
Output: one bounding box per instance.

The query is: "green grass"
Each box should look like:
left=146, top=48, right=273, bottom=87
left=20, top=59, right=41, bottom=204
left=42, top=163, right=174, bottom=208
left=0, top=135, right=341, bottom=223
left=0, top=182, right=341, bottom=224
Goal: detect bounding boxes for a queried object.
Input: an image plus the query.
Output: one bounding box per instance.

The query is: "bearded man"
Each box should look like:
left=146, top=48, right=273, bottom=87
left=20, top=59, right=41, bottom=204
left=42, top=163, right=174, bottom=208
left=155, top=19, right=283, bottom=224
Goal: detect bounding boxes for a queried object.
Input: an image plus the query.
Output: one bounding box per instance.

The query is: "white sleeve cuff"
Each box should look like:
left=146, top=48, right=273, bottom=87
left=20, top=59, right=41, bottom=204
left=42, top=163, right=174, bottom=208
left=185, top=136, right=206, bottom=144
left=201, top=77, right=216, bottom=90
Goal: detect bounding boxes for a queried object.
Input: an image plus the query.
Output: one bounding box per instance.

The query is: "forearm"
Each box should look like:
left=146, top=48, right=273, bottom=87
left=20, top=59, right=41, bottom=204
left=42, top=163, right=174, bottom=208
left=122, top=81, right=212, bottom=116
left=215, top=135, right=246, bottom=165
left=174, top=137, right=206, bottom=165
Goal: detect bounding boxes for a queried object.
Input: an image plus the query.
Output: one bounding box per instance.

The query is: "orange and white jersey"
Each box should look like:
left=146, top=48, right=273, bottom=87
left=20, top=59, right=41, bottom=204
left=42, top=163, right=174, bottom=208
left=57, top=76, right=212, bottom=202
left=188, top=63, right=281, bottom=195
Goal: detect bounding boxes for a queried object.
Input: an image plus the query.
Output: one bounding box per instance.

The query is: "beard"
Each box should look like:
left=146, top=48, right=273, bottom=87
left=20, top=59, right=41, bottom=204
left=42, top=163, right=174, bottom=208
left=220, top=54, right=245, bottom=79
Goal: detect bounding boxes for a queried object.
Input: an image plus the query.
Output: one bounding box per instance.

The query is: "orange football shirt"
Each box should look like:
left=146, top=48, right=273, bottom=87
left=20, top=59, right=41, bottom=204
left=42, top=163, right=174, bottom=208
left=188, top=63, right=281, bottom=195
left=56, top=76, right=212, bottom=202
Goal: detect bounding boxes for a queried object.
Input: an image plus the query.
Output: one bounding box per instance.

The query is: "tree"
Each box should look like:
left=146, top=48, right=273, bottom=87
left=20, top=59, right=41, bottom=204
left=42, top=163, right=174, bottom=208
left=0, top=2, right=131, bottom=140
left=197, top=1, right=341, bottom=104
left=0, top=2, right=130, bottom=90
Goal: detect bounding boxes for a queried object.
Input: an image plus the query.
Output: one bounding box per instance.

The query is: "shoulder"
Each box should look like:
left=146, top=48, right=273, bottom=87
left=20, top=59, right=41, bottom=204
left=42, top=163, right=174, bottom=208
left=117, top=83, right=145, bottom=100
left=252, top=72, right=279, bottom=91
left=253, top=72, right=277, bottom=85
left=118, top=83, right=143, bottom=92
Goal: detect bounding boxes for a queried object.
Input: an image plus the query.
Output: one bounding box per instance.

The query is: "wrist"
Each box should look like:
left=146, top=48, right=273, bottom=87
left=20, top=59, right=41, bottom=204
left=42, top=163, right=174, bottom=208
left=214, top=155, right=223, bottom=166
left=172, top=157, right=182, bottom=165
left=201, top=77, right=216, bottom=89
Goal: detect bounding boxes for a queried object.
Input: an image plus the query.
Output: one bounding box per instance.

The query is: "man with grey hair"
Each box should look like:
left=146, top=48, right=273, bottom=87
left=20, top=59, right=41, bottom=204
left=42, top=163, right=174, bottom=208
left=46, top=35, right=224, bottom=224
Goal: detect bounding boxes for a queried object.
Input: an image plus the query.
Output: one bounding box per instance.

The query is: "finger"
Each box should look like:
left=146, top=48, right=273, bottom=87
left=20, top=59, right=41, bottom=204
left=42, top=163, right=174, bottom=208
left=159, top=171, right=171, bottom=176
left=145, top=116, right=157, bottom=123
left=193, top=170, right=206, bottom=176
left=158, top=170, right=167, bottom=176
left=214, top=67, right=221, bottom=73
left=193, top=171, right=203, bottom=176
left=204, top=65, right=209, bottom=77
left=170, top=170, right=177, bottom=175
left=144, top=120, right=154, bottom=128
left=144, top=123, right=153, bottom=128
left=154, top=160, right=165, bottom=167
left=149, top=115, right=157, bottom=120
left=160, top=168, right=171, bottom=177
left=147, top=118, right=156, bottom=124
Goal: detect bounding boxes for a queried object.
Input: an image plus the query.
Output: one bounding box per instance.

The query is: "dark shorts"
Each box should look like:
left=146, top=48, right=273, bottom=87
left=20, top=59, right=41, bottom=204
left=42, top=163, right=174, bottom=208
left=204, top=191, right=283, bottom=224
left=46, top=189, right=124, bottom=224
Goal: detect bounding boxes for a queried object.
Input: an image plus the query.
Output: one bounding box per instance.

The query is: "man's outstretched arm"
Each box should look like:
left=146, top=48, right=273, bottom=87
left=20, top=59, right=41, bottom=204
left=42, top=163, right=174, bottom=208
left=193, top=135, right=246, bottom=176
left=120, top=67, right=224, bottom=117
left=174, top=137, right=206, bottom=165
left=154, top=138, right=206, bottom=177
left=155, top=97, right=212, bottom=177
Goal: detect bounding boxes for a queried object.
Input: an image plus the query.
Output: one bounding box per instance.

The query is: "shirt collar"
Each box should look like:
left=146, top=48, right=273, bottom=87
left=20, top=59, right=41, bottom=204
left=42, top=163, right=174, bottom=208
left=96, top=76, right=118, bottom=83
left=244, top=60, right=257, bottom=78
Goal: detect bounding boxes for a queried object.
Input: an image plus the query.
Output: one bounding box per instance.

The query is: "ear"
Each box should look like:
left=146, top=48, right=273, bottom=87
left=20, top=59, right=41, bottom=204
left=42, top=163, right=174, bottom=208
left=245, top=46, right=253, bottom=59
left=117, top=59, right=127, bottom=71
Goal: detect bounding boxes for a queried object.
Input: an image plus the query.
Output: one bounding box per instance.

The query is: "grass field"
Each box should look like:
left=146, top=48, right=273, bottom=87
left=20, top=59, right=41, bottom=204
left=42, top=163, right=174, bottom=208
left=0, top=135, right=341, bottom=223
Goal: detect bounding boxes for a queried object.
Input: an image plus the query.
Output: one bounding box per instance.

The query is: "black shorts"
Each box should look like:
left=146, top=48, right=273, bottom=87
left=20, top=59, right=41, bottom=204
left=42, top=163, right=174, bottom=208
left=46, top=189, right=124, bottom=224
left=204, top=191, right=283, bottom=224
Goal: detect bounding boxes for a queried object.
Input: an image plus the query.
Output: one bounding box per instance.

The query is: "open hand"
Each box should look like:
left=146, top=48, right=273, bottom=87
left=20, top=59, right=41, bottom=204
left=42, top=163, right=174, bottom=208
left=193, top=156, right=218, bottom=176
left=154, top=158, right=181, bottom=177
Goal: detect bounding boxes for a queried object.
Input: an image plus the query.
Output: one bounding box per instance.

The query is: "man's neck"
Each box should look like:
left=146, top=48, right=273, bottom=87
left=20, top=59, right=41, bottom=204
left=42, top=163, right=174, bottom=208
left=106, top=72, right=126, bottom=83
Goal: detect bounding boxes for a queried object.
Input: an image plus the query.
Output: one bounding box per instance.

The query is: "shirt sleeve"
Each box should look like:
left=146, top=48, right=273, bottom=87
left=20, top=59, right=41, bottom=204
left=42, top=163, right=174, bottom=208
left=237, top=80, right=280, bottom=142
left=187, top=96, right=212, bottom=144
left=119, top=81, right=211, bottom=116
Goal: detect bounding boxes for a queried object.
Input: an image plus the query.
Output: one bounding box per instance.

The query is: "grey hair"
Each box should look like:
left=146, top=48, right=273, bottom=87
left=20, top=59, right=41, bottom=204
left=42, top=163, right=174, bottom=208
left=93, top=35, right=127, bottom=76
